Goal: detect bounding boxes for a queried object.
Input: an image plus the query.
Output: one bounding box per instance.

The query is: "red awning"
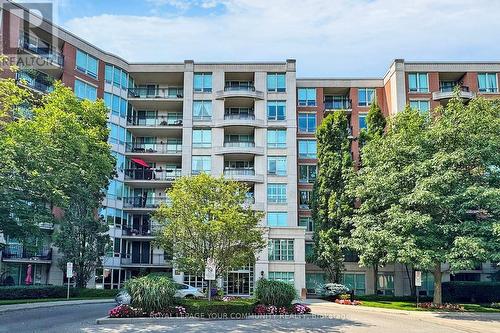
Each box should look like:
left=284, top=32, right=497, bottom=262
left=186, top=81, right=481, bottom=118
left=131, top=158, right=150, bottom=168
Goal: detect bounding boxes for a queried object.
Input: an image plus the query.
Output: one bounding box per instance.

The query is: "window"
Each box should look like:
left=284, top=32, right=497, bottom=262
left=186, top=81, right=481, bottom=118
left=478, top=73, right=498, bottom=93
left=192, top=129, right=212, bottom=148
left=267, top=212, right=288, bottom=227
left=105, top=64, right=128, bottom=89
left=298, top=140, right=317, bottom=159
left=299, top=165, right=317, bottom=183
left=298, top=113, right=316, bottom=132
left=107, top=180, right=123, bottom=200
left=107, top=123, right=126, bottom=145
left=377, top=274, right=394, bottom=296
left=192, top=156, right=211, bottom=174
left=269, top=272, right=294, bottom=284
left=104, top=92, right=127, bottom=118
left=420, top=272, right=435, bottom=296
left=224, top=134, right=254, bottom=146
left=358, top=88, right=375, bottom=107
left=111, top=151, right=125, bottom=172
left=359, top=114, right=367, bottom=130
left=267, top=129, right=287, bottom=148
left=268, top=239, right=294, bottom=261
left=75, top=49, right=98, bottom=78
left=194, top=73, right=212, bottom=92
left=193, top=100, right=212, bottom=120
left=267, top=73, right=286, bottom=92
left=408, top=73, right=429, bottom=93
left=299, top=190, right=312, bottom=209
left=74, top=79, right=97, bottom=101
left=299, top=217, right=314, bottom=232
left=343, top=273, right=366, bottom=295
left=298, top=88, right=316, bottom=106
left=268, top=156, right=287, bottom=176
left=306, top=273, right=326, bottom=293
left=267, top=101, right=286, bottom=121
left=409, top=100, right=430, bottom=113
left=267, top=184, right=287, bottom=204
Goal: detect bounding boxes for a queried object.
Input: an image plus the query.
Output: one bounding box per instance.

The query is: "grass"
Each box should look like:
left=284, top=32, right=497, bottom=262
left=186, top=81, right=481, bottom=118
left=0, top=296, right=114, bottom=306
left=359, top=300, right=500, bottom=313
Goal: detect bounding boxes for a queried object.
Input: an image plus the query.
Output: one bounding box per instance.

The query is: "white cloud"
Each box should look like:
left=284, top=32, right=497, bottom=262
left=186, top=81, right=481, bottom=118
left=62, top=0, right=500, bottom=76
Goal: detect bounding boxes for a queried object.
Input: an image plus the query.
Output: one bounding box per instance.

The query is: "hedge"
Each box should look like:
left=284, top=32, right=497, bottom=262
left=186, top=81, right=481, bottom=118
left=254, top=279, right=297, bottom=307
left=0, top=286, right=119, bottom=300
left=178, top=299, right=257, bottom=317
left=443, top=282, right=500, bottom=303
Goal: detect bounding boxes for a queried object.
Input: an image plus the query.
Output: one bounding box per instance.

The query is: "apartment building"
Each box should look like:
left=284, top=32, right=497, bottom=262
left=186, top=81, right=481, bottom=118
left=0, top=1, right=498, bottom=295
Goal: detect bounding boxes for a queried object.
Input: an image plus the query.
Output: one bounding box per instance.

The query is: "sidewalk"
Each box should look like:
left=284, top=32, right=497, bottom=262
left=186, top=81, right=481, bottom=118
left=0, top=299, right=114, bottom=313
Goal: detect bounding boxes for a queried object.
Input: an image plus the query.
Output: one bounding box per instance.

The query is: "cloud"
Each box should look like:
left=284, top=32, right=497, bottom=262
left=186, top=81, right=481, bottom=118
left=62, top=0, right=500, bottom=76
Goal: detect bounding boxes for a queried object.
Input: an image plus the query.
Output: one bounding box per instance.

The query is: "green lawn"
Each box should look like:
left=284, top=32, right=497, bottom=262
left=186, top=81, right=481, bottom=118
left=0, top=296, right=114, bottom=306
left=359, top=300, right=500, bottom=313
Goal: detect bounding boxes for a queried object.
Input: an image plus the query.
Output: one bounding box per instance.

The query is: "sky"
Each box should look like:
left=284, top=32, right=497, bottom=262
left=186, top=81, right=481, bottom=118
left=18, top=0, right=500, bottom=77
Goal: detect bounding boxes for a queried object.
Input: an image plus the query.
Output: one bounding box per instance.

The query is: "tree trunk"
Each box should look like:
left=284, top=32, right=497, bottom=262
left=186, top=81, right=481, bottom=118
left=432, top=262, right=442, bottom=305
left=405, top=265, right=415, bottom=296
left=373, top=264, right=378, bottom=295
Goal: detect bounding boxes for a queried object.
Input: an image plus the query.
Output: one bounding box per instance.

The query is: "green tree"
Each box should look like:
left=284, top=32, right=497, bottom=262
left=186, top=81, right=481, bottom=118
left=154, top=174, right=266, bottom=279
left=359, top=101, right=386, bottom=147
left=352, top=95, right=500, bottom=304
left=311, top=111, right=355, bottom=283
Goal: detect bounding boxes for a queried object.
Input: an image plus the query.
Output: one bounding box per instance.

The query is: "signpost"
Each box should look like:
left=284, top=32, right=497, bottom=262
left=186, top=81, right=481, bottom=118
left=205, top=258, right=216, bottom=301
left=415, top=270, right=422, bottom=308
left=66, top=262, right=73, bottom=300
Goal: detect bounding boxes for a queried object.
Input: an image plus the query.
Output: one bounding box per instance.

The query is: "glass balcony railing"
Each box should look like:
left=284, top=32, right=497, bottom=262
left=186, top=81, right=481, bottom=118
left=2, top=244, right=52, bottom=260
left=16, top=70, right=54, bottom=93
left=127, top=115, right=183, bottom=127
left=223, top=141, right=255, bottom=148
left=224, top=113, right=255, bottom=120
left=324, top=99, right=352, bottom=110
left=122, top=196, right=171, bottom=208
left=120, top=253, right=166, bottom=265
left=224, top=84, right=256, bottom=92
left=124, top=168, right=182, bottom=181
left=128, top=87, right=183, bottom=99
left=223, top=168, right=256, bottom=176
left=125, top=142, right=182, bottom=154
left=18, top=35, right=64, bottom=67
left=439, top=84, right=470, bottom=93
left=122, top=223, right=161, bottom=236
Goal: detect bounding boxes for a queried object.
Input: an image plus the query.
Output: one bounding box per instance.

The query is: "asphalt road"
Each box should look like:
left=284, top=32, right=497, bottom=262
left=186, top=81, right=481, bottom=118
left=0, top=300, right=499, bottom=333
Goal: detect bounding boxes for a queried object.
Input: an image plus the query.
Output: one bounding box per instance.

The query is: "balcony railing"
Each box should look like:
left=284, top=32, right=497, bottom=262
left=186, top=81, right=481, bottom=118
left=16, top=71, right=54, bottom=94
left=324, top=99, right=352, bottom=110
left=224, top=113, right=255, bottom=120
left=123, top=196, right=170, bottom=208
left=223, top=168, right=256, bottom=176
left=2, top=244, right=52, bottom=261
left=122, top=224, right=161, bottom=236
left=127, top=115, right=183, bottom=127
left=18, top=35, right=64, bottom=67
left=125, top=142, right=182, bottom=154
left=440, top=85, right=470, bottom=93
left=223, top=141, right=255, bottom=148
left=244, top=196, right=256, bottom=204
left=224, top=85, right=256, bottom=92
left=120, top=253, right=167, bottom=265
left=124, top=168, right=182, bottom=181
left=128, top=87, right=183, bottom=99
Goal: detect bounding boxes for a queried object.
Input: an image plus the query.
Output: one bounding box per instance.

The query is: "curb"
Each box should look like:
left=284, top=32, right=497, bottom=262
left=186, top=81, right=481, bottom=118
left=0, top=299, right=115, bottom=313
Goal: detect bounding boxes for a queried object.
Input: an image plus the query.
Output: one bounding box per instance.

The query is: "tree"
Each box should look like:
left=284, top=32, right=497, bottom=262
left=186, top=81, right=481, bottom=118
left=351, top=94, right=500, bottom=304
left=359, top=101, right=386, bottom=148
left=311, top=111, right=355, bottom=283
left=154, top=174, right=266, bottom=280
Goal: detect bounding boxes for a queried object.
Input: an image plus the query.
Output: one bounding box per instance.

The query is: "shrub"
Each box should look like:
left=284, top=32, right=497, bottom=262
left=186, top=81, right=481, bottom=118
left=124, top=274, right=176, bottom=313
left=290, top=303, right=311, bottom=314
left=0, top=286, right=74, bottom=300
left=254, top=279, right=297, bottom=307
left=315, top=283, right=349, bottom=298
left=442, top=282, right=500, bottom=303
left=179, top=298, right=256, bottom=317
left=108, top=305, right=141, bottom=318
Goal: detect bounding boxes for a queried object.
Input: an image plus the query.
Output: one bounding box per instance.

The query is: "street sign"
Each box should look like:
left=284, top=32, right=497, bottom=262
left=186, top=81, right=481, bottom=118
left=66, top=262, right=73, bottom=278
left=415, top=270, right=422, bottom=287
left=205, top=258, right=216, bottom=280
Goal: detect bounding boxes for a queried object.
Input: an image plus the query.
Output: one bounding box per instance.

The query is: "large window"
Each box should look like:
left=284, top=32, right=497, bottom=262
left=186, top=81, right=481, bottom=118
left=298, top=140, right=317, bottom=159
left=74, top=79, right=97, bottom=101
left=105, top=64, right=128, bottom=89
left=377, top=274, right=395, bottom=296
left=107, top=180, right=123, bottom=200
left=267, top=101, right=286, bottom=121
left=358, top=88, right=375, bottom=107
left=298, top=113, right=316, bottom=132
left=408, top=73, right=429, bottom=93
left=299, top=216, right=314, bottom=232
left=478, top=73, right=498, bottom=93
left=194, top=73, right=212, bottom=92
left=267, top=212, right=288, bottom=227
left=306, top=273, right=326, bottom=293
left=269, top=272, right=294, bottom=284
left=268, top=239, right=294, bottom=261
left=267, top=129, right=287, bottom=148
left=104, top=92, right=127, bottom=118
left=75, top=49, right=98, bottom=79
left=108, top=123, right=126, bottom=145
left=267, top=184, right=287, bottom=204
left=192, top=156, right=211, bottom=174
left=343, top=273, right=366, bottom=295
left=268, top=156, right=287, bottom=176
left=299, top=164, right=317, bottom=183
left=298, top=88, right=316, bottom=106
left=193, top=100, right=212, bottom=120
left=192, top=129, right=212, bottom=148
left=409, top=100, right=430, bottom=114
left=111, top=151, right=125, bottom=172
left=299, top=190, right=312, bottom=209
left=359, top=114, right=367, bottom=130
left=267, top=73, right=286, bottom=92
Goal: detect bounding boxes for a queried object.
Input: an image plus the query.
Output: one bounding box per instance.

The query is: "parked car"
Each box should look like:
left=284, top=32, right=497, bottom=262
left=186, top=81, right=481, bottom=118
left=114, top=282, right=204, bottom=305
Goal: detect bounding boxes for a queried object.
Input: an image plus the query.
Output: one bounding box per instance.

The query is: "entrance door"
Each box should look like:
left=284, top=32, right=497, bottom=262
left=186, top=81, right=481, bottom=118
left=227, top=272, right=250, bottom=295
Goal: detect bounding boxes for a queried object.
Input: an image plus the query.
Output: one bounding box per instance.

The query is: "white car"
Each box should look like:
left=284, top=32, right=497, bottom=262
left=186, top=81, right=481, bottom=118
left=114, top=282, right=204, bottom=305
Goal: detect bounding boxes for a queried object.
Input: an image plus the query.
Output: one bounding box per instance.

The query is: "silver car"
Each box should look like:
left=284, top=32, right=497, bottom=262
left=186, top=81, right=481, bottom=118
left=114, top=283, right=204, bottom=305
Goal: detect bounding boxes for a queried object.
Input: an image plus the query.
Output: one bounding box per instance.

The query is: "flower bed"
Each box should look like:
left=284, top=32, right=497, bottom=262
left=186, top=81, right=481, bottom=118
left=253, top=303, right=311, bottom=315
left=418, top=302, right=464, bottom=311
left=335, top=299, right=362, bottom=306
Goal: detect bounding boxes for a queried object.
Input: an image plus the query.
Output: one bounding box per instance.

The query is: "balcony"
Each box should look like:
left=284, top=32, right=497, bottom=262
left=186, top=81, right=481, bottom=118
left=18, top=34, right=64, bottom=68
left=324, top=98, right=352, bottom=112
left=215, top=86, right=264, bottom=100
left=213, top=112, right=264, bottom=127
left=124, top=168, right=182, bottom=182
left=216, top=141, right=264, bottom=155
left=123, top=196, right=171, bottom=209
left=223, top=168, right=264, bottom=183
left=120, top=253, right=170, bottom=267
left=125, top=142, right=182, bottom=155
left=1, top=244, right=52, bottom=262
left=128, top=87, right=183, bottom=99
left=127, top=115, right=183, bottom=127
left=16, top=70, right=54, bottom=94
left=122, top=224, right=161, bottom=238
left=433, top=86, right=475, bottom=101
